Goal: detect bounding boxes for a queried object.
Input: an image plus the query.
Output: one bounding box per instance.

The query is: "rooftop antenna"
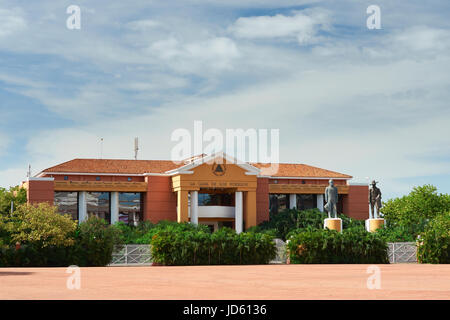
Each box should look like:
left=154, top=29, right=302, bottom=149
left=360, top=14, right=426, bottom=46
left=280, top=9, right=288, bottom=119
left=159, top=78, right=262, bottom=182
left=134, top=137, right=139, bottom=160
left=27, top=164, right=31, bottom=178
left=100, top=138, right=104, bottom=159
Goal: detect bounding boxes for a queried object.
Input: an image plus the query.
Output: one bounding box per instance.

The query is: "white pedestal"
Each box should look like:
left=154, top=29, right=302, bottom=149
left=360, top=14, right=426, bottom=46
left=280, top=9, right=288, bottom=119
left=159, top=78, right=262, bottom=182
left=324, top=218, right=343, bottom=233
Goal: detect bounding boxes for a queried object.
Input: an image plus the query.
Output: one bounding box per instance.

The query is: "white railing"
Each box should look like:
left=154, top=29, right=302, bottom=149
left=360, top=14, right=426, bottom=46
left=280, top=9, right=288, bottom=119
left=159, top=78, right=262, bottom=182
left=109, top=241, right=417, bottom=265
left=388, top=242, right=417, bottom=263
left=110, top=244, right=152, bottom=265
left=270, top=239, right=287, bottom=264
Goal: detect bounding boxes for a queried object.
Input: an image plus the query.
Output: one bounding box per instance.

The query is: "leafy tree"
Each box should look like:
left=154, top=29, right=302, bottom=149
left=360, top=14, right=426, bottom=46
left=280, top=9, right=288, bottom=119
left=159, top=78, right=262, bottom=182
left=0, top=186, right=27, bottom=215
left=256, top=208, right=327, bottom=240
left=1, top=202, right=76, bottom=247
left=252, top=208, right=364, bottom=241
left=417, top=212, right=450, bottom=264
left=381, top=185, right=450, bottom=237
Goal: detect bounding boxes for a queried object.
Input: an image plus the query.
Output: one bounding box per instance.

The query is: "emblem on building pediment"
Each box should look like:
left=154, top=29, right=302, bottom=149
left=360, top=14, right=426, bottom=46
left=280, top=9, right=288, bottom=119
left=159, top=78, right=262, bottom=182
left=212, top=163, right=226, bottom=176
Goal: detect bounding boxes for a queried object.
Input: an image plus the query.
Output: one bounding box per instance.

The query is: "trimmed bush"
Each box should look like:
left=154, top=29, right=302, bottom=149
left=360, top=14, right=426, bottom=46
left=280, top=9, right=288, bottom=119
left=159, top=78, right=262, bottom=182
left=151, top=227, right=276, bottom=265
left=287, top=227, right=389, bottom=264
left=417, top=212, right=450, bottom=264
left=71, top=217, right=122, bottom=266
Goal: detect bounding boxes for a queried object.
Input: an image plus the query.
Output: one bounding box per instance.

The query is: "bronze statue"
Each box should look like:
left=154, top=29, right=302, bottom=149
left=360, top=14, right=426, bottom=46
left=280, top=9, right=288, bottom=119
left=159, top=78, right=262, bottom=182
left=369, top=180, right=382, bottom=219
left=324, top=179, right=338, bottom=218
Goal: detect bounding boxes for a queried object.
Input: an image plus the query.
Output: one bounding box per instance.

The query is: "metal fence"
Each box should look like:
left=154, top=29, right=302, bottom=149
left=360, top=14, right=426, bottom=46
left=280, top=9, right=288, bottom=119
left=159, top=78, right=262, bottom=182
left=388, top=242, right=417, bottom=263
left=110, top=244, right=152, bottom=266
left=270, top=239, right=287, bottom=264
left=109, top=241, right=417, bottom=266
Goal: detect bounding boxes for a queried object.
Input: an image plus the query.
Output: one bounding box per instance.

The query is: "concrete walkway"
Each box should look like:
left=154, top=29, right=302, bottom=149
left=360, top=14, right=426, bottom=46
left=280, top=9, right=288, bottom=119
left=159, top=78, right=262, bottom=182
left=0, top=264, right=449, bottom=300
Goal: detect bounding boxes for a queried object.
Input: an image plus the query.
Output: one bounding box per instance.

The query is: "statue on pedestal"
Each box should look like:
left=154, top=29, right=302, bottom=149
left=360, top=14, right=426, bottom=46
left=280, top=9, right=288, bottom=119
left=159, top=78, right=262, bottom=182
left=324, top=179, right=338, bottom=219
left=369, top=180, right=382, bottom=219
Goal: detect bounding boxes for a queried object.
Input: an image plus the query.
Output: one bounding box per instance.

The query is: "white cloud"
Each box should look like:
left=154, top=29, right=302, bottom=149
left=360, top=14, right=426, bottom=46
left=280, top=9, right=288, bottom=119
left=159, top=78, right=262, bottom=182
left=392, top=26, right=450, bottom=52
left=148, top=36, right=240, bottom=74
left=229, top=9, right=331, bottom=44
left=0, top=8, right=26, bottom=38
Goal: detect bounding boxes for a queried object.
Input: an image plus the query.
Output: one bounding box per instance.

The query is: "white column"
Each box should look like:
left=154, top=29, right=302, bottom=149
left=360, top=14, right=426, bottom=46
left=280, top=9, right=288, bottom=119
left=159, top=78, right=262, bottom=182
left=111, top=192, right=119, bottom=225
left=190, top=191, right=199, bottom=225
left=316, top=194, right=324, bottom=212
left=289, top=194, right=296, bottom=209
left=78, top=191, right=87, bottom=224
left=235, top=191, right=243, bottom=234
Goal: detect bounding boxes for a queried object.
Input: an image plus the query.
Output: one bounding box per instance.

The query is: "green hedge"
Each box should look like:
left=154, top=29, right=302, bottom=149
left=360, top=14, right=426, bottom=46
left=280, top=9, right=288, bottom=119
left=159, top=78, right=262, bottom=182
left=417, top=212, right=450, bottom=264
left=287, top=227, right=389, bottom=264
left=151, top=227, right=276, bottom=265
left=0, top=245, right=72, bottom=267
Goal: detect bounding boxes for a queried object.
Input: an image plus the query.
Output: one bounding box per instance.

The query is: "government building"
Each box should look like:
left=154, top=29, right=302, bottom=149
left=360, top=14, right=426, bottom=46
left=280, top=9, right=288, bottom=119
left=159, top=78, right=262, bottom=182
left=23, top=153, right=368, bottom=232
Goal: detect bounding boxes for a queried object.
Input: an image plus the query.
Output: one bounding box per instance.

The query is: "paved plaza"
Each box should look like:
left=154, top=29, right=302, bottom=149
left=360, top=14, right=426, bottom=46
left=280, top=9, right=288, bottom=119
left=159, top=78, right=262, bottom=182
left=1, top=264, right=449, bottom=300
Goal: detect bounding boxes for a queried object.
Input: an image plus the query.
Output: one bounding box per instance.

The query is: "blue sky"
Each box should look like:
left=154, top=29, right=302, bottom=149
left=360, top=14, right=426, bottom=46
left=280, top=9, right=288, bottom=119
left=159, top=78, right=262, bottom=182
left=0, top=0, right=449, bottom=200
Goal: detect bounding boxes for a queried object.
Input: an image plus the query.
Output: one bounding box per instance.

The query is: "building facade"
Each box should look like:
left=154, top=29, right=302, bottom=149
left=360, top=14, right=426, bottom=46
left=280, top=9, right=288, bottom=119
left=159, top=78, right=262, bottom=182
left=23, top=153, right=369, bottom=232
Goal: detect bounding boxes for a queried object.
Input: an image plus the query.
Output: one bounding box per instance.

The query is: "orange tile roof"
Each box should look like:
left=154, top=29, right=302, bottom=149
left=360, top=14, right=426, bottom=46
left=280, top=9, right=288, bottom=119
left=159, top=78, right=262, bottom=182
left=41, top=158, right=352, bottom=179
left=251, top=163, right=352, bottom=179
left=42, top=159, right=182, bottom=174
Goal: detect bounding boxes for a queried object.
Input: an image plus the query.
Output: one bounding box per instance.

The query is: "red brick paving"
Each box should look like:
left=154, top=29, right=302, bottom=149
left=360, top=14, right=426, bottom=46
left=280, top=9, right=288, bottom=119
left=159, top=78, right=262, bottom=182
left=0, top=264, right=449, bottom=300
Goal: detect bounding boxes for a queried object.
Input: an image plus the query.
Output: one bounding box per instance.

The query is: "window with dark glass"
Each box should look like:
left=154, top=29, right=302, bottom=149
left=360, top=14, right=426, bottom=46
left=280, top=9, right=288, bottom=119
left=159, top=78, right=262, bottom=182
left=269, top=194, right=288, bottom=214
left=296, top=194, right=317, bottom=211
left=86, top=192, right=110, bottom=223
left=118, top=192, right=141, bottom=225
left=54, top=192, right=78, bottom=220
left=198, top=193, right=233, bottom=206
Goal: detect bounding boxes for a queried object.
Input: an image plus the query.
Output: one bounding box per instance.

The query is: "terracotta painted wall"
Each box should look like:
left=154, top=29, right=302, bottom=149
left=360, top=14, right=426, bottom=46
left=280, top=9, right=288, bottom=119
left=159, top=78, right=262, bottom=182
left=256, top=178, right=269, bottom=224
left=143, top=176, right=177, bottom=223
left=26, top=180, right=54, bottom=205
left=343, top=185, right=369, bottom=220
